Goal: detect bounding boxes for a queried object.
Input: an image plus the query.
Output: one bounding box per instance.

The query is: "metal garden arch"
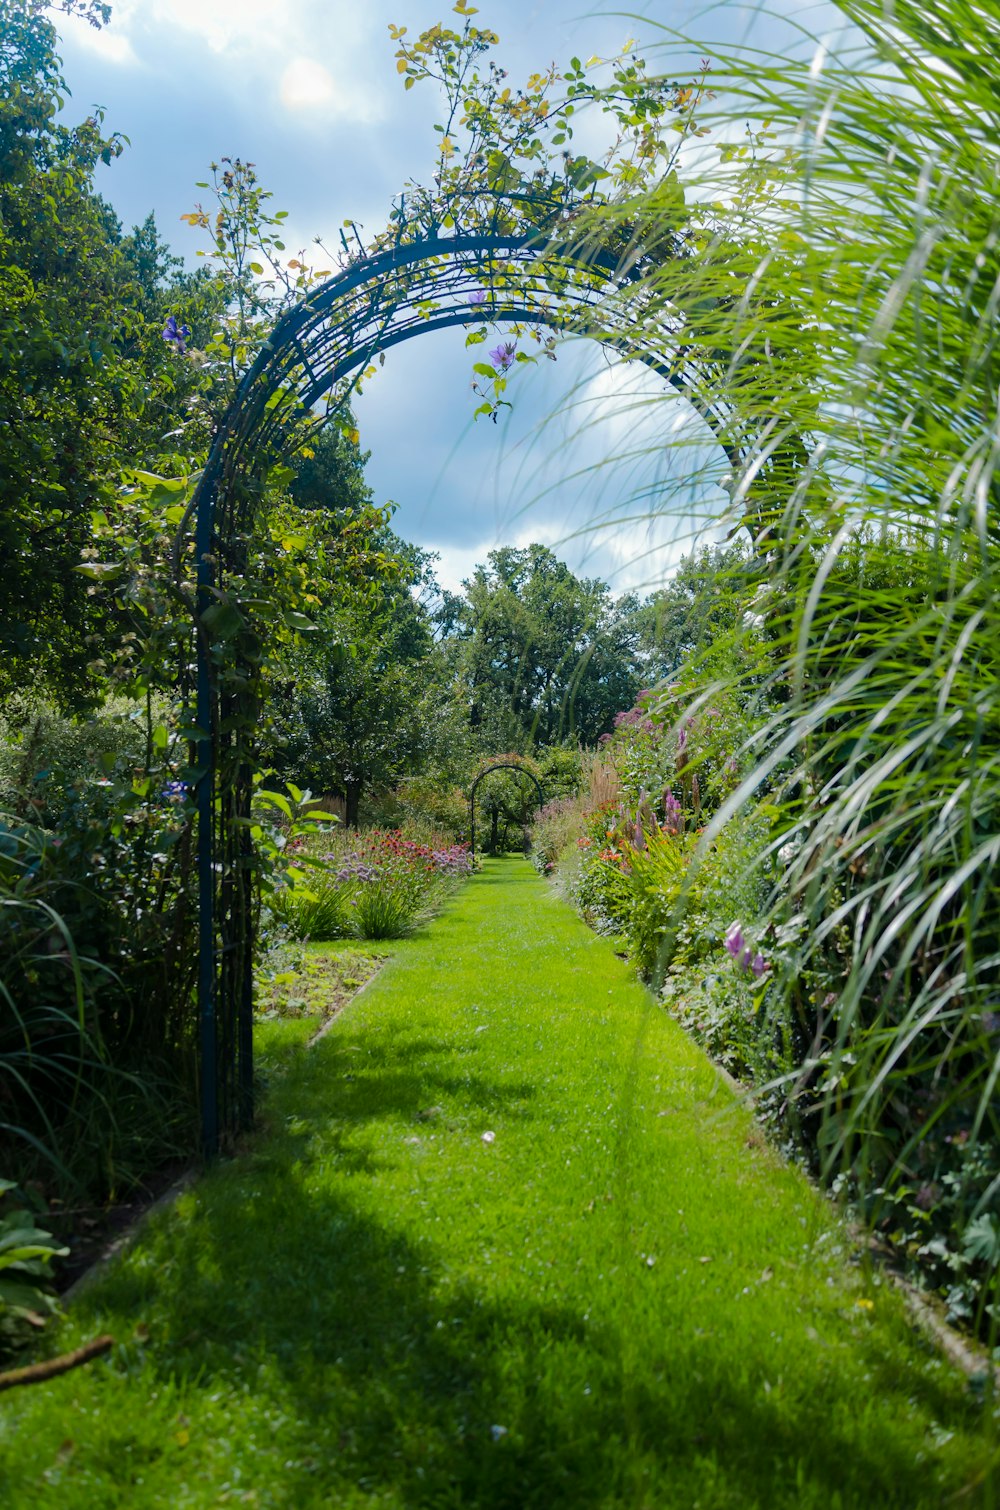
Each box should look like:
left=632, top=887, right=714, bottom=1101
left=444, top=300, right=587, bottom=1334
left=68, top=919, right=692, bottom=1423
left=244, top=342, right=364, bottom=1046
left=187, top=201, right=742, bottom=1154
left=468, top=762, right=546, bottom=860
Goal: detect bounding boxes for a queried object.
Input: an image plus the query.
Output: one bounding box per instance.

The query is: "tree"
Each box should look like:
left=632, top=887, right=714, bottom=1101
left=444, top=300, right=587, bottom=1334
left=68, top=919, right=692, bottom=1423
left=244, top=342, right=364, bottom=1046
left=275, top=569, right=434, bottom=827
left=289, top=419, right=375, bottom=523
left=0, top=2, right=226, bottom=701
left=633, top=541, right=758, bottom=679
left=447, top=544, right=642, bottom=746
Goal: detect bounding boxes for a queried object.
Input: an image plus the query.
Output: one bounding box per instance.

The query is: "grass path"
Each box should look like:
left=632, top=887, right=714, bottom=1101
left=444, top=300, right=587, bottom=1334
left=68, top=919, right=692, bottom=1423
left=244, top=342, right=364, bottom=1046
left=0, top=858, right=993, bottom=1507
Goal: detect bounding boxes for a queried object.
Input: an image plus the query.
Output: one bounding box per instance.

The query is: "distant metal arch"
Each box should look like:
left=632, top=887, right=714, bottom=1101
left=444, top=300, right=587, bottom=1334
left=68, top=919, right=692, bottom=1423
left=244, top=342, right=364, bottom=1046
left=468, top=762, right=546, bottom=861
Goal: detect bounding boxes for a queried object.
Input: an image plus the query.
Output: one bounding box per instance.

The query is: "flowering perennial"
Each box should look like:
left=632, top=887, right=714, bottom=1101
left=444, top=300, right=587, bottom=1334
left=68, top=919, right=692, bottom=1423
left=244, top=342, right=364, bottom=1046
left=725, top=924, right=767, bottom=979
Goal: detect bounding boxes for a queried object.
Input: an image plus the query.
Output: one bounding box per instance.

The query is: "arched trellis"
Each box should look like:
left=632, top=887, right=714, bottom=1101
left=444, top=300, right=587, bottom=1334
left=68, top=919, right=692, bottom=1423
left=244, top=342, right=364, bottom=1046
left=468, top=762, right=546, bottom=861
left=187, top=209, right=744, bottom=1156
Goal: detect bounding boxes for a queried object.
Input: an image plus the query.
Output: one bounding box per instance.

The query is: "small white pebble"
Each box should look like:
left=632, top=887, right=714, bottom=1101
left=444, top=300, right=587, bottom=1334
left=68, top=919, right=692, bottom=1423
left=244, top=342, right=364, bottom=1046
left=481, top=1130, right=496, bottom=1144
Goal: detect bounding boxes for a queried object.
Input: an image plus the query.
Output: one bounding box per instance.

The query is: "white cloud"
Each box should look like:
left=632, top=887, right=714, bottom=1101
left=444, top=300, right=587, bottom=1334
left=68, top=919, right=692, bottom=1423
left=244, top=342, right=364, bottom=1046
left=84, top=28, right=138, bottom=65
left=280, top=59, right=335, bottom=112
left=59, top=10, right=139, bottom=64
left=149, top=0, right=282, bottom=54
left=67, top=1, right=390, bottom=123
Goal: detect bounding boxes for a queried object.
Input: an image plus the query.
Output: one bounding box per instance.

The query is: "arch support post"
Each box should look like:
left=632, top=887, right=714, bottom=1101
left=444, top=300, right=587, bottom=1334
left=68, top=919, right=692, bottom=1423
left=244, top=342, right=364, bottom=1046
left=194, top=463, right=218, bottom=1160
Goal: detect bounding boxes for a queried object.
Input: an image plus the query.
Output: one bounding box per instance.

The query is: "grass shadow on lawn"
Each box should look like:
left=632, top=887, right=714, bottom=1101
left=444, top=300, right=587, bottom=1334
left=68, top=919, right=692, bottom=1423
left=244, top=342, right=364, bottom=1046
left=43, top=1024, right=986, bottom=1510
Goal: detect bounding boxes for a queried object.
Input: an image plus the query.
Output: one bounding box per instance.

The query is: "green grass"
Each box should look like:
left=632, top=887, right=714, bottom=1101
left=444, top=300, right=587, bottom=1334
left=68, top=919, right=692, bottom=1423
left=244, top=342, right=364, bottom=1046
left=0, top=858, right=993, bottom=1507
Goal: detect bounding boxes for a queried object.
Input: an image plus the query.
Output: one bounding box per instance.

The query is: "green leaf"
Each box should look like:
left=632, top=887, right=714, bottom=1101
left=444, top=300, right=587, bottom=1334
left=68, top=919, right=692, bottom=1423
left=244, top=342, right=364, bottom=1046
left=74, top=562, right=125, bottom=581
left=201, top=602, right=245, bottom=639
left=255, top=790, right=293, bottom=820
left=282, top=610, right=318, bottom=633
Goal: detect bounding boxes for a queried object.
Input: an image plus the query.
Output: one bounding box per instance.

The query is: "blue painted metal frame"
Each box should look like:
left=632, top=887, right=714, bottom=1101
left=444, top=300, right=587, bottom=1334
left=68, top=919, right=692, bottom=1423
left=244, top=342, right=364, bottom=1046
left=188, top=222, right=740, bottom=1157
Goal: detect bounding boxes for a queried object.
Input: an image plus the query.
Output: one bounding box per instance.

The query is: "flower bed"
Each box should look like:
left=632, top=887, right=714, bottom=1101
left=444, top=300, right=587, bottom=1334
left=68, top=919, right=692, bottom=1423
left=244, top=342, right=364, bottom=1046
left=271, top=828, right=474, bottom=942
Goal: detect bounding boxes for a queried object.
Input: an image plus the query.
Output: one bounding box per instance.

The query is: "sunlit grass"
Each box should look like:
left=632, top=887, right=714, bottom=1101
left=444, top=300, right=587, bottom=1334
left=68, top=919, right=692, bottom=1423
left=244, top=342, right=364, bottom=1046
left=0, top=859, right=990, bottom=1507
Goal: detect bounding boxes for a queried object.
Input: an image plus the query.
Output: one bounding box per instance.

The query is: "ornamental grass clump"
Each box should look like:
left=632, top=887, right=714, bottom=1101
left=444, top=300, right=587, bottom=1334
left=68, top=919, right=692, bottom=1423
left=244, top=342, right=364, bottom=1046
left=269, top=879, right=355, bottom=943
left=567, top=0, right=1000, bottom=1330
left=349, top=876, right=422, bottom=941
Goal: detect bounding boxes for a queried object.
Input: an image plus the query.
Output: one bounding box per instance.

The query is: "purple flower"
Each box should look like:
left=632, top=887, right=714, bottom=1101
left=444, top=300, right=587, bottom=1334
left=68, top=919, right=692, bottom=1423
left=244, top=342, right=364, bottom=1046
left=469, top=288, right=487, bottom=307
left=663, top=791, right=683, bottom=834
left=726, top=924, right=768, bottom=977
left=162, top=315, right=191, bottom=354
left=489, top=342, right=516, bottom=371
left=677, top=725, right=688, bottom=753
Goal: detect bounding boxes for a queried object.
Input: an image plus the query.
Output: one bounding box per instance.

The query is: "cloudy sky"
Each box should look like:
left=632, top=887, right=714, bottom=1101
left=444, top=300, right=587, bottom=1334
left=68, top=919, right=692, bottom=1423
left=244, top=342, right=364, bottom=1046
left=56, top=0, right=842, bottom=595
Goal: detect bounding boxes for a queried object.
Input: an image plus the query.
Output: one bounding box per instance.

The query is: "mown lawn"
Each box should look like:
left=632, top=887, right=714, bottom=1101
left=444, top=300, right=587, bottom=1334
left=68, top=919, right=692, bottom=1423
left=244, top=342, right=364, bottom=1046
left=0, top=857, right=994, bottom=1507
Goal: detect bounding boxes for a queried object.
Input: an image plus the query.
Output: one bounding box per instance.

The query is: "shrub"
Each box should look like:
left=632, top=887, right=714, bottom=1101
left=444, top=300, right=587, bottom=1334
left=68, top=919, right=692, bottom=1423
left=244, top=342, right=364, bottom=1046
left=0, top=703, right=199, bottom=1200
left=0, top=1180, right=68, bottom=1362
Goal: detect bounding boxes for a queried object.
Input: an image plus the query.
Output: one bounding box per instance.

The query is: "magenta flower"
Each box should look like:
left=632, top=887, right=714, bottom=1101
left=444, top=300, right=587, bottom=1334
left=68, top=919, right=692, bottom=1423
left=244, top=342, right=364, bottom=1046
left=489, top=342, right=516, bottom=371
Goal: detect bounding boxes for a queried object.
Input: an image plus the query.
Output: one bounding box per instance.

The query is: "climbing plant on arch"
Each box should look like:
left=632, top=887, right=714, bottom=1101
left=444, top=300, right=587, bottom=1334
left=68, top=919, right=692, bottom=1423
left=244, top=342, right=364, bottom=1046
left=182, top=13, right=796, bottom=1153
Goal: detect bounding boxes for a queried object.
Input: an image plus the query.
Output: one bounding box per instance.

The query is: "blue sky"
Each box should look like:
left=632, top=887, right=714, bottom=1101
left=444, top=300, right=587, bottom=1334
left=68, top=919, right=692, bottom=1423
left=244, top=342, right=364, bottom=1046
left=57, top=0, right=842, bottom=595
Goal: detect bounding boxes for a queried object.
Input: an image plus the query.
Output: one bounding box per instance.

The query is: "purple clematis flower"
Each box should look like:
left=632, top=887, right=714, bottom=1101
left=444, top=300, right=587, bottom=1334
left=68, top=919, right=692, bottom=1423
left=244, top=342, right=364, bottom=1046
left=489, top=342, right=516, bottom=371
left=469, top=288, right=487, bottom=307
left=726, top=924, right=768, bottom=978
left=162, top=315, right=191, bottom=354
